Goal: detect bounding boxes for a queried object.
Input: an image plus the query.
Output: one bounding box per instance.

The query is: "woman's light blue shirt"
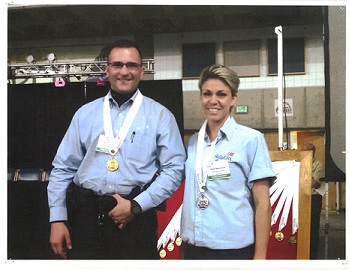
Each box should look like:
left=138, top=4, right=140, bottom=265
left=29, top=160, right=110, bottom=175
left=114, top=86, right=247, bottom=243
left=48, top=90, right=186, bottom=222
left=180, top=117, right=275, bottom=249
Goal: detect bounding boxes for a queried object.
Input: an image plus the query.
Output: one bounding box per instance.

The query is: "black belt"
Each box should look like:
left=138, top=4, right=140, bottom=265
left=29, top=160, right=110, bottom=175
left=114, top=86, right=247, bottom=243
left=66, top=183, right=119, bottom=225
left=66, top=180, right=166, bottom=226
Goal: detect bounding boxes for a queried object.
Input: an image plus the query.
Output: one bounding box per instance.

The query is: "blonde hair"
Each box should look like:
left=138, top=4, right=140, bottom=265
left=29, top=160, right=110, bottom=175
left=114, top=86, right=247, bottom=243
left=198, top=65, right=240, bottom=96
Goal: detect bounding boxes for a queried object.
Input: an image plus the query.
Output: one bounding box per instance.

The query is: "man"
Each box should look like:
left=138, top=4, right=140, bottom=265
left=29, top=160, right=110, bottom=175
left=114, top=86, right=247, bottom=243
left=47, top=39, right=186, bottom=259
left=301, top=143, right=325, bottom=259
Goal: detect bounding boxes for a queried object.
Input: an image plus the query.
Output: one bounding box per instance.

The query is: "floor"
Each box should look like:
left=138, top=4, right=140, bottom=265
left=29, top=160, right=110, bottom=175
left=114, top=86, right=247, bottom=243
left=317, top=210, right=346, bottom=260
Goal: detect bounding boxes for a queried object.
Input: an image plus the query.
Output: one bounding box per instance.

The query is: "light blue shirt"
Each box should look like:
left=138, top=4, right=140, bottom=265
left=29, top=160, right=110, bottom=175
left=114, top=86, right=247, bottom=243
left=180, top=117, right=275, bottom=249
left=48, top=89, right=186, bottom=222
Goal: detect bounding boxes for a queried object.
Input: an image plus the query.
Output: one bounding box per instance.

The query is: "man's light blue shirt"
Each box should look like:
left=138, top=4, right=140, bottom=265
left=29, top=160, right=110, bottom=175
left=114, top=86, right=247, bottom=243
left=180, top=117, right=275, bottom=249
left=48, top=89, right=186, bottom=222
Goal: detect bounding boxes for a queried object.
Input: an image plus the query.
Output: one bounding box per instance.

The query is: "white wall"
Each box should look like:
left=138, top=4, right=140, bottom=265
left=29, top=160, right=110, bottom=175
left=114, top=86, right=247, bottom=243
left=154, top=24, right=325, bottom=92
left=154, top=24, right=326, bottom=130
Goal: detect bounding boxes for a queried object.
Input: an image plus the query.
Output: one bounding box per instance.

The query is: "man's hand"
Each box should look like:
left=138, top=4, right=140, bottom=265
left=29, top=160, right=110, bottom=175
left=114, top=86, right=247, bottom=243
left=108, top=194, right=134, bottom=229
left=50, top=222, right=72, bottom=259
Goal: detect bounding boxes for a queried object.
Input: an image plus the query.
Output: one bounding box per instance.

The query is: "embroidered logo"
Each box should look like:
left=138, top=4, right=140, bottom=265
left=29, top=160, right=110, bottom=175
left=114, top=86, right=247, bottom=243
left=214, top=152, right=235, bottom=162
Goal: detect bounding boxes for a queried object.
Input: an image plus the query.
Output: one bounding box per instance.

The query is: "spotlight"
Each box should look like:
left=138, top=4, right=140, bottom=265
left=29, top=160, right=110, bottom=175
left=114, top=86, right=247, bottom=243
left=47, top=53, right=56, bottom=62
left=26, top=55, right=35, bottom=64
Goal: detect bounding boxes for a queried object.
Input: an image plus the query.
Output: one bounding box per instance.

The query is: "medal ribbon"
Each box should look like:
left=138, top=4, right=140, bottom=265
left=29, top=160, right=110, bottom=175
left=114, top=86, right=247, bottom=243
left=291, top=162, right=300, bottom=234
left=157, top=204, right=182, bottom=250
left=280, top=161, right=299, bottom=234
left=278, top=182, right=293, bottom=232
left=196, top=120, right=218, bottom=193
left=271, top=183, right=288, bottom=226
left=270, top=161, right=300, bottom=234
left=103, top=90, right=143, bottom=155
left=270, top=181, right=285, bottom=207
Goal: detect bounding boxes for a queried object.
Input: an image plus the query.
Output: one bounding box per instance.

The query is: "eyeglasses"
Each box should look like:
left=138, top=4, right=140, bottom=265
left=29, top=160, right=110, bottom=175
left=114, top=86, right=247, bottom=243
left=108, top=61, right=142, bottom=71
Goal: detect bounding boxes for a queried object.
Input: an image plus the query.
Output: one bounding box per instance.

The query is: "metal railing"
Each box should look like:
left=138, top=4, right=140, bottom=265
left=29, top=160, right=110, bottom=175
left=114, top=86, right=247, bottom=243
left=8, top=59, right=155, bottom=83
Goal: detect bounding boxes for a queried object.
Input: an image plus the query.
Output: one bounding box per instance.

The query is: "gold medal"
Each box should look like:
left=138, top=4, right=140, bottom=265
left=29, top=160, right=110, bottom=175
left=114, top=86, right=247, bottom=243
left=175, top=236, right=182, bottom=246
left=159, top=249, right=166, bottom=258
left=107, top=157, right=119, bottom=171
left=167, top=242, right=174, bottom=252
left=288, top=235, right=297, bottom=245
left=275, top=231, right=284, bottom=241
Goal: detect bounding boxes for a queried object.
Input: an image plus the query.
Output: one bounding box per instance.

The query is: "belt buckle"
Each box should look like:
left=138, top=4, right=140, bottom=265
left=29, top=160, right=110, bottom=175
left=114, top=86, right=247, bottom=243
left=97, top=196, right=107, bottom=226
left=97, top=195, right=117, bottom=226
left=98, top=211, right=105, bottom=226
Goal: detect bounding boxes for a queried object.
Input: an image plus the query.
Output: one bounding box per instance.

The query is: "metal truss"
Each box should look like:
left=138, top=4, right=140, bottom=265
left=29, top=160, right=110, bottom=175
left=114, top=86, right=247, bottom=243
left=8, top=59, right=155, bottom=82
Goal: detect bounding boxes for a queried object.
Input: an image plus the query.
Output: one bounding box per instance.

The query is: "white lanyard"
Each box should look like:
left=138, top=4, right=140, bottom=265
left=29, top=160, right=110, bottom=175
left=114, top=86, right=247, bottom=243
left=103, top=90, right=143, bottom=155
left=195, top=120, right=218, bottom=193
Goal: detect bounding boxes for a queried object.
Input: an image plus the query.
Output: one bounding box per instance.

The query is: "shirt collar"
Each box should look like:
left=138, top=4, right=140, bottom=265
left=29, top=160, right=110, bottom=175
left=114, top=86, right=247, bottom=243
left=204, top=117, right=237, bottom=142
left=219, top=117, right=237, bottom=142
left=108, top=89, right=139, bottom=107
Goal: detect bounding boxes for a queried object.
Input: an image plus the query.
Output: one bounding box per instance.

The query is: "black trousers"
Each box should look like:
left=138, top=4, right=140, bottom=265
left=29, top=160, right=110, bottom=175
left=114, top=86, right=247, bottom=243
left=184, top=243, right=255, bottom=260
left=310, top=194, right=323, bottom=259
left=66, top=184, right=159, bottom=259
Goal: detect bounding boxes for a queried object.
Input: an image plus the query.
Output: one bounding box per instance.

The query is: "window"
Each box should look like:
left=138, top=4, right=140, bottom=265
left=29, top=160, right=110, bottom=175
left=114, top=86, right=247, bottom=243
left=182, top=43, right=216, bottom=78
left=268, top=37, right=305, bottom=75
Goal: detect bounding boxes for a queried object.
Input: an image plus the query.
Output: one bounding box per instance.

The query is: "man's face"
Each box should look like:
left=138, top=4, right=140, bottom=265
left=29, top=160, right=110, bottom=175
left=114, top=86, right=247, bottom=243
left=106, top=47, right=144, bottom=94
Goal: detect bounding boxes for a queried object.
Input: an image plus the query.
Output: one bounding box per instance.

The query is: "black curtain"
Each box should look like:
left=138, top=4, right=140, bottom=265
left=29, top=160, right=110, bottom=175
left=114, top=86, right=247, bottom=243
left=8, top=181, right=55, bottom=259
left=8, top=79, right=183, bottom=169
left=8, top=83, right=85, bottom=169
left=323, top=7, right=346, bottom=182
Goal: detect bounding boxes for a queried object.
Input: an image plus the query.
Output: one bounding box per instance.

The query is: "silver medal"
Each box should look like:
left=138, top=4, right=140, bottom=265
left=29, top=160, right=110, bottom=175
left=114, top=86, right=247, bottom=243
left=196, top=194, right=209, bottom=209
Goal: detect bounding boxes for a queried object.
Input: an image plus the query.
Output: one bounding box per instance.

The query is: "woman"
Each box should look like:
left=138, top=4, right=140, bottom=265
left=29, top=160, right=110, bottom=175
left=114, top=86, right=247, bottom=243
left=180, top=65, right=276, bottom=260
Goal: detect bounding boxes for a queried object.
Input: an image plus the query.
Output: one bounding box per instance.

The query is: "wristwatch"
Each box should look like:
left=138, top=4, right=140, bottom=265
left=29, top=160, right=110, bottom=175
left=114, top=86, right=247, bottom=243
left=130, top=199, right=142, bottom=216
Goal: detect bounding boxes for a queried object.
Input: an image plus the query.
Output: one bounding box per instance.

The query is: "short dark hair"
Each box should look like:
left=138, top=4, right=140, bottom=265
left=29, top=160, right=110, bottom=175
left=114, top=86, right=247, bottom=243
left=198, top=65, right=240, bottom=115
left=301, top=143, right=316, bottom=153
left=199, top=65, right=240, bottom=97
left=105, top=39, right=143, bottom=62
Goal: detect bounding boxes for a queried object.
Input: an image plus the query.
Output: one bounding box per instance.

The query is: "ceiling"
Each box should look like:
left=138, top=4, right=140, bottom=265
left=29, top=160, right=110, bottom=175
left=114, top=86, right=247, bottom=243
left=8, top=5, right=324, bottom=43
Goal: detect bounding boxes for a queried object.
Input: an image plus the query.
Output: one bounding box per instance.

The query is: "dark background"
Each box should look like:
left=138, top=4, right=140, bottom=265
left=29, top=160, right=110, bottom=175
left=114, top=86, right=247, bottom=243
left=7, top=79, right=183, bottom=259
left=8, top=80, right=184, bottom=170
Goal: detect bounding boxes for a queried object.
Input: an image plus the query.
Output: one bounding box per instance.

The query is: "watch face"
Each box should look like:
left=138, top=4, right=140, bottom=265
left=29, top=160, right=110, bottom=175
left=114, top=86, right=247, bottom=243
left=131, top=200, right=142, bottom=215
left=133, top=205, right=141, bottom=214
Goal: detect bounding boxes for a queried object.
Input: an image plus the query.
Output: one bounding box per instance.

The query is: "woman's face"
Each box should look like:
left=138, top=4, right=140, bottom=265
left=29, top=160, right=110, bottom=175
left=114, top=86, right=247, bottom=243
left=201, top=78, right=237, bottom=125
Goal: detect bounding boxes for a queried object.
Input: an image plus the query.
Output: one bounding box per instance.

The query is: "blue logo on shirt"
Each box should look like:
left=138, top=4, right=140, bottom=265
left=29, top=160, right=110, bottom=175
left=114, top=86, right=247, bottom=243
left=214, top=154, right=233, bottom=162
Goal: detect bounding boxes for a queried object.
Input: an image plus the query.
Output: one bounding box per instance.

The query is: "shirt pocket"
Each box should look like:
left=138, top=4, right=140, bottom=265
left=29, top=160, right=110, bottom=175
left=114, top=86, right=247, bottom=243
left=123, top=124, right=155, bottom=164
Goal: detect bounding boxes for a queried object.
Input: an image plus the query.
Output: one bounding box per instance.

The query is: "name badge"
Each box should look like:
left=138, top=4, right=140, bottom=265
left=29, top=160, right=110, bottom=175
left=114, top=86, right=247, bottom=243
left=96, top=134, right=110, bottom=153
left=206, top=160, right=231, bottom=180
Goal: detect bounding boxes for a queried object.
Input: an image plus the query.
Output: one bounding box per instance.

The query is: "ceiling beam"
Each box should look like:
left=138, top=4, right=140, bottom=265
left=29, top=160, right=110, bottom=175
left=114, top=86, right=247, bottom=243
left=67, top=6, right=104, bottom=33
left=21, top=8, right=67, bottom=37
left=211, top=5, right=224, bottom=28
left=112, top=6, right=144, bottom=32
left=162, top=6, right=183, bottom=30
